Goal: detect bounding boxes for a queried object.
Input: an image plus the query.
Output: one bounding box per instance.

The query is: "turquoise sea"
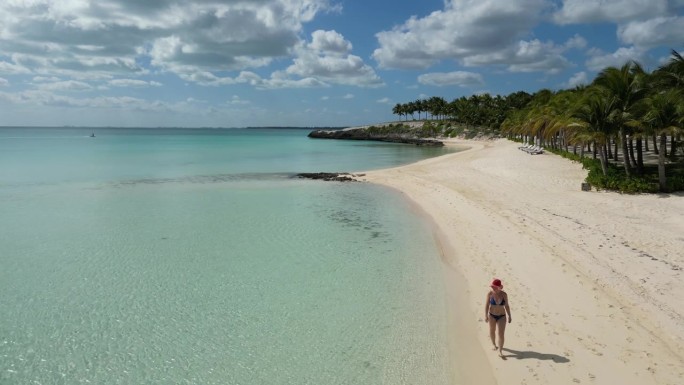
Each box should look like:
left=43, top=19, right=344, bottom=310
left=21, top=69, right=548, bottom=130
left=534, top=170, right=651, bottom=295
left=1, top=127, right=456, bottom=384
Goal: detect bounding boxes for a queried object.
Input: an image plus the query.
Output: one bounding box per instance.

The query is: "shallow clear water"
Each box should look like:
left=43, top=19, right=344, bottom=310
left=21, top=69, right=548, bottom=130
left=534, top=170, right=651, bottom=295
left=1, top=127, right=455, bottom=384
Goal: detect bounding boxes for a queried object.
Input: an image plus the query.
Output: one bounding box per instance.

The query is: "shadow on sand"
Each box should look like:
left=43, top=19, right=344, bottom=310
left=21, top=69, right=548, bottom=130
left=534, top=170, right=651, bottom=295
left=656, top=191, right=684, bottom=198
left=502, top=348, right=570, bottom=363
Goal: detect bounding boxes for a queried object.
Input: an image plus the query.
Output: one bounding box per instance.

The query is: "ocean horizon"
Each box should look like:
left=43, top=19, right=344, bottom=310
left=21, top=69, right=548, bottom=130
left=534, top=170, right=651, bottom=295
left=1, top=127, right=459, bottom=384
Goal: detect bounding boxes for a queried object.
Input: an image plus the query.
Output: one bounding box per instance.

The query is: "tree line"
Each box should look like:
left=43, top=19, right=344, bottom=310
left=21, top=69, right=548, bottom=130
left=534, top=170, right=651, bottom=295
left=392, top=49, right=684, bottom=192
left=392, top=92, right=533, bottom=129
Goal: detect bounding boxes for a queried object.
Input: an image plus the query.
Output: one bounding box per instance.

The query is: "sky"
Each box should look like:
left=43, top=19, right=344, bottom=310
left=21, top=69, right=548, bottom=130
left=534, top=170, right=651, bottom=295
left=0, top=0, right=682, bottom=128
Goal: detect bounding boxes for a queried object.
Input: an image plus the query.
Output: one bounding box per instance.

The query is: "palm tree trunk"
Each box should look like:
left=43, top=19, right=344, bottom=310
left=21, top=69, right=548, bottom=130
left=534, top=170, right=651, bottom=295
left=659, top=134, right=668, bottom=192
left=652, top=133, right=659, bottom=154
left=599, top=143, right=609, bottom=176
left=620, top=129, right=632, bottom=176
left=607, top=137, right=613, bottom=158
left=628, top=137, right=637, bottom=169
left=613, top=136, right=619, bottom=161
left=636, top=138, right=644, bottom=174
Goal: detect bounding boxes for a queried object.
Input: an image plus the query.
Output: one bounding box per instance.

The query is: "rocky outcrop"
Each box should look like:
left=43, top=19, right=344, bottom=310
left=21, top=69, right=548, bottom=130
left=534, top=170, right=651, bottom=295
left=295, top=172, right=364, bottom=182
left=308, top=128, right=443, bottom=146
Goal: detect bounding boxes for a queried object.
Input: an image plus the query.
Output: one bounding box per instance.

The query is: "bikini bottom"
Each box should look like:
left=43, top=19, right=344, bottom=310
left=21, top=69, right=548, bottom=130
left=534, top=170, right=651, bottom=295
left=489, top=313, right=505, bottom=321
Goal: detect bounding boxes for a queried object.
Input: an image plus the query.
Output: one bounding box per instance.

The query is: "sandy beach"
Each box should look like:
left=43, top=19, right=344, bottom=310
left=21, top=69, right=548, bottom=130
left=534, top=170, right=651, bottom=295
left=359, top=139, right=684, bottom=385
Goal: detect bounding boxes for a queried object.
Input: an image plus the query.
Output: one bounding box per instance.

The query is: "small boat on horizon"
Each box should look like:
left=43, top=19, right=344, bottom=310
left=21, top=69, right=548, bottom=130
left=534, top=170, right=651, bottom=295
left=90, top=133, right=95, bottom=137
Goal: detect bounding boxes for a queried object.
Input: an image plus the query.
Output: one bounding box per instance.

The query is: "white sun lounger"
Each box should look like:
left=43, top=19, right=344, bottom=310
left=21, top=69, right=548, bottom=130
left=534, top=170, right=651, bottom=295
left=520, top=145, right=542, bottom=154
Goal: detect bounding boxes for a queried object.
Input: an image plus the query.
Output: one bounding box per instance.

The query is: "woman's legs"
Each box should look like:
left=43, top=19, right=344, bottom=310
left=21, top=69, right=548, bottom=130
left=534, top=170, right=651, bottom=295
left=496, top=317, right=507, bottom=357
left=488, top=316, right=498, bottom=350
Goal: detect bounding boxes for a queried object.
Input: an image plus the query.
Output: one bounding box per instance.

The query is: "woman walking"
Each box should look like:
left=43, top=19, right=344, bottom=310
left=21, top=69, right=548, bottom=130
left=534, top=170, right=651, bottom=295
left=485, top=278, right=511, bottom=358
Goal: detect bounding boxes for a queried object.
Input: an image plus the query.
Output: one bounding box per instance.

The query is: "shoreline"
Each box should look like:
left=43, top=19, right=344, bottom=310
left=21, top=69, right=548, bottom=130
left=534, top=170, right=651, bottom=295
left=358, top=139, right=684, bottom=385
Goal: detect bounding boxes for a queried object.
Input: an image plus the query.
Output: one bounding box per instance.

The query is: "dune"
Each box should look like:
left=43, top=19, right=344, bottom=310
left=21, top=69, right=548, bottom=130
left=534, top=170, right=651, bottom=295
left=359, top=138, right=684, bottom=385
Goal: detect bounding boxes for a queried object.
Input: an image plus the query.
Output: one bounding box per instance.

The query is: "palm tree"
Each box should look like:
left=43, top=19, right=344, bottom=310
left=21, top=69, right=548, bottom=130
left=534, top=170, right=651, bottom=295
left=449, top=97, right=475, bottom=126
left=570, top=88, right=618, bottom=176
left=653, top=50, right=684, bottom=157
left=392, top=103, right=403, bottom=121
left=412, top=99, right=424, bottom=120
left=540, top=90, right=580, bottom=150
left=658, top=49, right=684, bottom=89
left=519, top=90, right=556, bottom=146
left=642, top=89, right=684, bottom=191
left=406, top=101, right=417, bottom=120
left=593, top=61, right=648, bottom=176
left=427, top=96, right=447, bottom=120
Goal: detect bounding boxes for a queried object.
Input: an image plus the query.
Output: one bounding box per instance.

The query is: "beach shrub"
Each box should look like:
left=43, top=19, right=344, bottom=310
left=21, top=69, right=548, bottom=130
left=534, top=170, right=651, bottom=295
left=420, top=121, right=440, bottom=137
left=581, top=159, right=659, bottom=193
left=548, top=146, right=662, bottom=193
left=367, top=124, right=412, bottom=136
left=668, top=175, right=684, bottom=191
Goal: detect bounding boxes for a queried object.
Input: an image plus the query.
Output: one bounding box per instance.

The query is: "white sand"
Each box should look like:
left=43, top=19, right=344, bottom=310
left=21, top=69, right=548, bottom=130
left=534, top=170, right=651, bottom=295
left=358, top=139, right=684, bottom=385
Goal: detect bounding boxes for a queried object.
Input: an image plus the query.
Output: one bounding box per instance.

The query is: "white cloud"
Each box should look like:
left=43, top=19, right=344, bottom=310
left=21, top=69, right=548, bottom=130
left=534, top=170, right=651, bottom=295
left=564, top=34, right=587, bottom=50
left=0, top=0, right=335, bottom=83
left=586, top=47, right=645, bottom=71
left=108, top=79, right=162, bottom=88
left=245, top=71, right=329, bottom=89
left=227, top=95, right=249, bottom=105
left=418, top=71, right=484, bottom=87
left=618, top=16, right=684, bottom=48
left=37, top=80, right=93, bottom=91
left=657, top=54, right=674, bottom=66
left=376, top=97, right=391, bottom=104
left=143, top=29, right=382, bottom=89
left=0, top=89, right=161, bottom=110
left=463, top=39, right=572, bottom=73
left=373, top=0, right=552, bottom=70
left=32, top=76, right=61, bottom=83
left=553, top=0, right=668, bottom=24
left=566, top=71, right=589, bottom=87
left=284, top=52, right=383, bottom=87
left=309, top=30, right=352, bottom=54
left=0, top=77, right=8, bottom=86
left=321, top=96, right=329, bottom=100
left=343, top=93, right=354, bottom=99
left=282, top=30, right=383, bottom=88
left=0, top=60, right=31, bottom=74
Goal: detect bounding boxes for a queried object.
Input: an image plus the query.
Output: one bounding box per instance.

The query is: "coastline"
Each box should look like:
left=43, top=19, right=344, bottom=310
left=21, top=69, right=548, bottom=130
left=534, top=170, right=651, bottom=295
left=358, top=139, right=684, bottom=385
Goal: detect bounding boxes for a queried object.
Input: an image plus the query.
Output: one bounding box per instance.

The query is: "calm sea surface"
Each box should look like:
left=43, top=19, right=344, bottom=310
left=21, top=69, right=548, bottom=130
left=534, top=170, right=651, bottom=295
left=1, top=127, right=457, bottom=384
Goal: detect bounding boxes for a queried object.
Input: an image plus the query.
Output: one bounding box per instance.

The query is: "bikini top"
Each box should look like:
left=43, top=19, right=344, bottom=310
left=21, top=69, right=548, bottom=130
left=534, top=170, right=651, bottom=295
left=490, top=294, right=505, bottom=306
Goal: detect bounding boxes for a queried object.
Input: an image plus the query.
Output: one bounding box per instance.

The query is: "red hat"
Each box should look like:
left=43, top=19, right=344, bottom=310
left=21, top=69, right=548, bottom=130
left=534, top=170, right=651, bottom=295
left=490, top=279, right=503, bottom=289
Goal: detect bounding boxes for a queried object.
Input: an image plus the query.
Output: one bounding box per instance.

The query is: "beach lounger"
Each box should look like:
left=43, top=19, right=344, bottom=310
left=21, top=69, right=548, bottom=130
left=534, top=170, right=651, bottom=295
left=520, top=144, right=536, bottom=153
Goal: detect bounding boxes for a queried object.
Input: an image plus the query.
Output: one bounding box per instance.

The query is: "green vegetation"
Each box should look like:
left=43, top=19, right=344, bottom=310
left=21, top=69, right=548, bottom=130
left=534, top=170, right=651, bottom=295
left=366, top=123, right=414, bottom=135
left=367, top=121, right=502, bottom=140
left=392, top=93, right=532, bottom=129
left=390, top=49, right=684, bottom=194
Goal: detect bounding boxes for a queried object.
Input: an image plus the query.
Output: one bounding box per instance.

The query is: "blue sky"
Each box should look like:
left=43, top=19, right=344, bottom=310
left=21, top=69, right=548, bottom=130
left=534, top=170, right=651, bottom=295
left=0, top=0, right=682, bottom=127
